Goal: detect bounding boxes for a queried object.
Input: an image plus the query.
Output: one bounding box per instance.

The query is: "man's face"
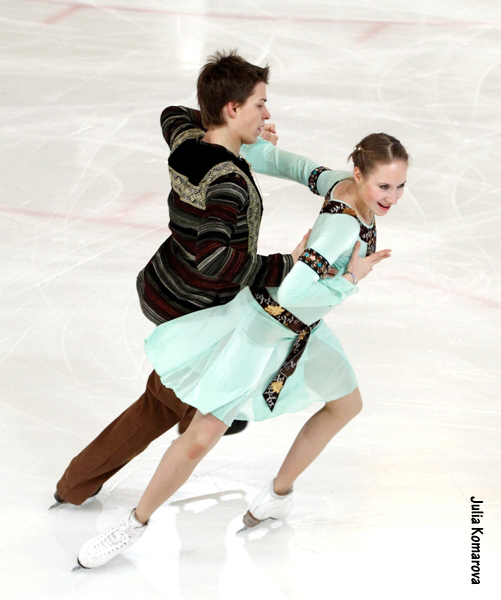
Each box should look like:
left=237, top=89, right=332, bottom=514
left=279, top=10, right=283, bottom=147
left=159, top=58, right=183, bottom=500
left=234, top=81, right=270, bottom=145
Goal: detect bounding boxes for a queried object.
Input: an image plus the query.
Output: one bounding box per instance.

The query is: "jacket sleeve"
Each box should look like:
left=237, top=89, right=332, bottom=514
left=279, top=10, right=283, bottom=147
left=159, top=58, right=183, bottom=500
left=277, top=214, right=360, bottom=309
left=160, top=106, right=204, bottom=149
left=195, top=173, right=293, bottom=287
left=241, top=139, right=352, bottom=197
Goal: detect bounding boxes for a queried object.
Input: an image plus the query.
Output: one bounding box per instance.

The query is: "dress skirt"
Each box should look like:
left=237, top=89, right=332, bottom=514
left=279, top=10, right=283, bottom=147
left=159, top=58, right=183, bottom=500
left=145, top=287, right=358, bottom=426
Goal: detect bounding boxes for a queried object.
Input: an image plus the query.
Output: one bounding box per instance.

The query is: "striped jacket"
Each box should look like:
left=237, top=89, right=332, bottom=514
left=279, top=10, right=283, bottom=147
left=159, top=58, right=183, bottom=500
left=137, top=106, right=294, bottom=324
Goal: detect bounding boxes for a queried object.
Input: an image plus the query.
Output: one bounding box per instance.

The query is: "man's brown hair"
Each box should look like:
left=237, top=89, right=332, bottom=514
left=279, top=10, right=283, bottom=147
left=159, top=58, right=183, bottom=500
left=197, top=50, right=270, bottom=128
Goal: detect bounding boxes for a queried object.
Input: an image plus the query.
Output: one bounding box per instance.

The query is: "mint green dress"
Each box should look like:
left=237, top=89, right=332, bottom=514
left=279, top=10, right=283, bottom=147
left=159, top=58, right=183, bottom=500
left=145, top=140, right=376, bottom=426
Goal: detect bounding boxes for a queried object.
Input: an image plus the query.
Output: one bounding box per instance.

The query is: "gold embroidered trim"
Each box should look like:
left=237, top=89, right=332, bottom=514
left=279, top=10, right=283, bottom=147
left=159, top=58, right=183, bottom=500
left=265, top=305, right=285, bottom=316
left=169, top=160, right=262, bottom=254
left=270, top=381, right=284, bottom=394
left=170, top=128, right=204, bottom=152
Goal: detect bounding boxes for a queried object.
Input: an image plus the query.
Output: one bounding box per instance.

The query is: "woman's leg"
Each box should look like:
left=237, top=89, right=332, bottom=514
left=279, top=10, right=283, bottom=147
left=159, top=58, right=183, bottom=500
left=76, top=410, right=228, bottom=569
left=135, top=410, right=228, bottom=523
left=273, top=387, right=363, bottom=495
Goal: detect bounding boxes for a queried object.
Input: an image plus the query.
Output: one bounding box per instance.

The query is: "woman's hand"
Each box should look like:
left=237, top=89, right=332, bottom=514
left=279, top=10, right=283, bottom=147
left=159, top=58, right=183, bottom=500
left=291, top=230, right=311, bottom=264
left=343, top=242, right=391, bottom=284
left=260, top=123, right=279, bottom=146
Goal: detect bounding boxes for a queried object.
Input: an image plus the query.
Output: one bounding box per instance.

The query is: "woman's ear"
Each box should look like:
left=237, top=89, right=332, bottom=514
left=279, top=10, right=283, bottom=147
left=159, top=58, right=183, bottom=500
left=353, top=166, right=363, bottom=185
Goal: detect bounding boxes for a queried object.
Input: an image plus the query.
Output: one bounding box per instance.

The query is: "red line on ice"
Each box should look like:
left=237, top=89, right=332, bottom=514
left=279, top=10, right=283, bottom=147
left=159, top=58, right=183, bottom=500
left=0, top=204, right=167, bottom=232
left=31, top=0, right=501, bottom=29
left=2, top=204, right=499, bottom=309
left=43, top=3, right=85, bottom=24
left=358, top=22, right=389, bottom=42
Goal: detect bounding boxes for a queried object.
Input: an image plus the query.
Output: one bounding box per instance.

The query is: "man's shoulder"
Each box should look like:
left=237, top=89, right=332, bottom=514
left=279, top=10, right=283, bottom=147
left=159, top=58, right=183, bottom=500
left=168, top=141, right=257, bottom=211
left=169, top=138, right=248, bottom=187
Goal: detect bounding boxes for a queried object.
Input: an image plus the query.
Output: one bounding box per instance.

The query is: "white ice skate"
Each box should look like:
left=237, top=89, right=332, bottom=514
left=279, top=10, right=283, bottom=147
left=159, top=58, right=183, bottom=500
left=241, top=479, right=293, bottom=529
left=74, top=509, right=148, bottom=570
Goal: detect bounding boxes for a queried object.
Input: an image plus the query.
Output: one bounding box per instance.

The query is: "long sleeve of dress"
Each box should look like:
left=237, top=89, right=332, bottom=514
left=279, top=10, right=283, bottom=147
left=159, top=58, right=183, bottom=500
left=315, top=169, right=352, bottom=198
left=241, top=138, right=320, bottom=185
left=277, top=214, right=360, bottom=311
left=241, top=139, right=352, bottom=195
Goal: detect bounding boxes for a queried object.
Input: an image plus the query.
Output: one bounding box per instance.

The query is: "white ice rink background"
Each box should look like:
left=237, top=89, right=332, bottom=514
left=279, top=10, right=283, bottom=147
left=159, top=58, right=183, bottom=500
left=1, top=1, right=500, bottom=598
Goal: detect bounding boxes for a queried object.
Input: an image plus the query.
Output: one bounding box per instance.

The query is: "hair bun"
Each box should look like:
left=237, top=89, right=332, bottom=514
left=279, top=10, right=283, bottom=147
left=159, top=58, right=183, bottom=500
left=348, top=133, right=408, bottom=176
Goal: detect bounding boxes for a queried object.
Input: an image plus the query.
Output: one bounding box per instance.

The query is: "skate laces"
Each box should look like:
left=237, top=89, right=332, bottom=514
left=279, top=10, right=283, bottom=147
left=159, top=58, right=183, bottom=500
left=91, top=517, right=138, bottom=556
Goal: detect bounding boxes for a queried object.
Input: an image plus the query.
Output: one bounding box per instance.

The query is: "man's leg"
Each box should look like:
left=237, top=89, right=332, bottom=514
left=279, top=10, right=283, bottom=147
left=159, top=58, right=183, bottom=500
left=56, top=371, right=192, bottom=505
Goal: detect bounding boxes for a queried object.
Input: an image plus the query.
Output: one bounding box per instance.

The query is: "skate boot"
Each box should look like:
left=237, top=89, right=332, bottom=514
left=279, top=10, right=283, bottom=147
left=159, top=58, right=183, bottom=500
left=179, top=417, right=248, bottom=436
left=75, top=509, right=148, bottom=569
left=223, top=419, right=248, bottom=436
left=242, top=479, right=293, bottom=528
left=49, top=486, right=102, bottom=510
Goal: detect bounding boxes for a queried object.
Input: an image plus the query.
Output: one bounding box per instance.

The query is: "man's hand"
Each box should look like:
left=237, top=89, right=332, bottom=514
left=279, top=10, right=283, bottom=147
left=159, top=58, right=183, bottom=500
left=260, top=123, right=279, bottom=146
left=322, top=267, right=338, bottom=278
left=291, top=229, right=311, bottom=264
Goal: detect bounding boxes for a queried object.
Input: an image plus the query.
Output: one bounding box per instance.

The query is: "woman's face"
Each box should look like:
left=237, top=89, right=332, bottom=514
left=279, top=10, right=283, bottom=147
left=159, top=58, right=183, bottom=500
left=355, top=160, right=408, bottom=217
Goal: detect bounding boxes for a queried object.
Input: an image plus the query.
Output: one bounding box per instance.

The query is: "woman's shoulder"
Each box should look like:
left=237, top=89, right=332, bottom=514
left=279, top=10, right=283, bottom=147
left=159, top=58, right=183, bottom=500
left=327, top=179, right=355, bottom=205
left=313, top=204, right=360, bottom=241
left=320, top=179, right=358, bottom=215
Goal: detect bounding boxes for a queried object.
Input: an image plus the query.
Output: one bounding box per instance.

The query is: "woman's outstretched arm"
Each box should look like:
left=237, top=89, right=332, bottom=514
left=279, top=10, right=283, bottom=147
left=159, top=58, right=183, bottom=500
left=241, top=139, right=352, bottom=194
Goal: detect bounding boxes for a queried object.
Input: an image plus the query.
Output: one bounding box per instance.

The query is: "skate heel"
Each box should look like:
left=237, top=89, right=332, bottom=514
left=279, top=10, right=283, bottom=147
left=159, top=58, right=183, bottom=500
left=49, top=486, right=103, bottom=510
left=243, top=479, right=294, bottom=528
left=242, top=510, right=262, bottom=528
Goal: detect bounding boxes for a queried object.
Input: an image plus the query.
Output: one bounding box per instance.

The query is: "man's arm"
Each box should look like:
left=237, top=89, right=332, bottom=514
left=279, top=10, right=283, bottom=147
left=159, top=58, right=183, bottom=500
left=195, top=173, right=293, bottom=287
left=160, top=106, right=204, bottom=149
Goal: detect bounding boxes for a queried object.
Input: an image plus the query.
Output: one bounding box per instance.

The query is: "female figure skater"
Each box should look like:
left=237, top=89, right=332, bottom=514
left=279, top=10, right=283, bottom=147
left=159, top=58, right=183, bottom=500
left=75, top=132, right=408, bottom=569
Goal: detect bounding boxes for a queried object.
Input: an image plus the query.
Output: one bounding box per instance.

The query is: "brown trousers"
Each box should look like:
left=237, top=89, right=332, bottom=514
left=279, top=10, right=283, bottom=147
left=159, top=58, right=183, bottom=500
left=56, top=370, right=196, bottom=505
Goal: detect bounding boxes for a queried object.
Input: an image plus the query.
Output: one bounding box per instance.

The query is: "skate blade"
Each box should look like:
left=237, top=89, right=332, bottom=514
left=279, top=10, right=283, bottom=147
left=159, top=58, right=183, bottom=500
left=236, top=525, right=249, bottom=534
left=48, top=501, right=62, bottom=510
left=72, top=557, right=89, bottom=572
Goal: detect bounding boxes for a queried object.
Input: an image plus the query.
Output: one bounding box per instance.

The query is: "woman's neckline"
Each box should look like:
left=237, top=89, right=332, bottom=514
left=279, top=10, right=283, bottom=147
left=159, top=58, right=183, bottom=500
left=329, top=180, right=374, bottom=228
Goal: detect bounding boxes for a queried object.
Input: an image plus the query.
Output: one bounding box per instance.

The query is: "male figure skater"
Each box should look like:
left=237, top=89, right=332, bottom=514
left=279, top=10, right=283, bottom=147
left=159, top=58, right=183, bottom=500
left=53, top=50, right=311, bottom=506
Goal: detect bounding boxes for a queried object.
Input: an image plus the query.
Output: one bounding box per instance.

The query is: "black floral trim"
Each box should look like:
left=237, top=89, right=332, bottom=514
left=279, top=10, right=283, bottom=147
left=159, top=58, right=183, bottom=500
left=321, top=199, right=377, bottom=255
left=362, top=227, right=377, bottom=256
left=321, top=197, right=357, bottom=217
left=250, top=288, right=320, bottom=411
left=308, top=166, right=332, bottom=195
left=299, top=248, right=329, bottom=277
